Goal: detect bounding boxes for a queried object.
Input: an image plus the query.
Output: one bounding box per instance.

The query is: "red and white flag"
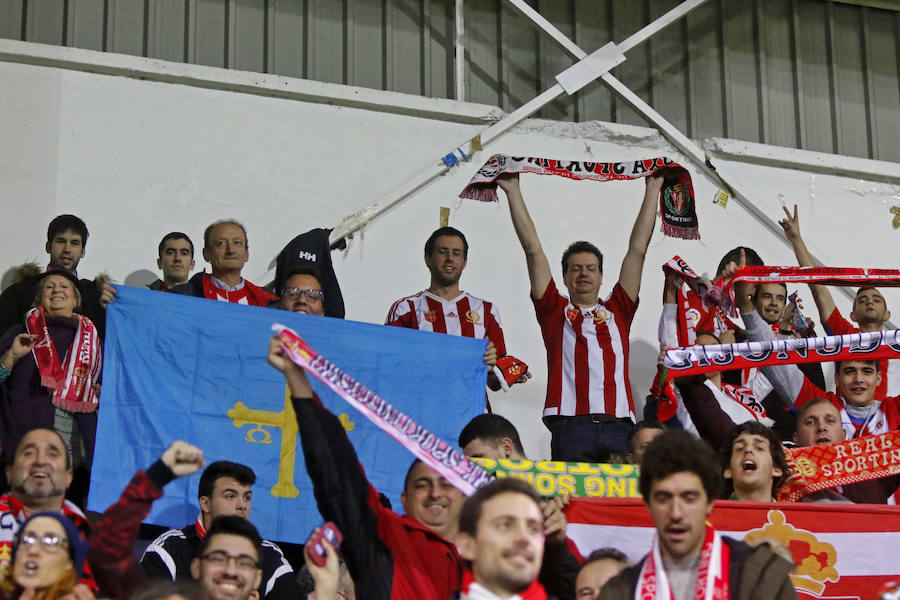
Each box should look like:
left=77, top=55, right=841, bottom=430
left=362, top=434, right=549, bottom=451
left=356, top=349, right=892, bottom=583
left=565, top=498, right=900, bottom=600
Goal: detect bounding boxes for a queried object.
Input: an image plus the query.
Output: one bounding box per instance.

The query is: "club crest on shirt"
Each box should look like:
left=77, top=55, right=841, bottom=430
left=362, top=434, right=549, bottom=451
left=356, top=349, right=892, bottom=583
left=465, top=310, right=480, bottom=325
left=592, top=308, right=610, bottom=324
left=423, top=310, right=437, bottom=323
left=566, top=307, right=579, bottom=323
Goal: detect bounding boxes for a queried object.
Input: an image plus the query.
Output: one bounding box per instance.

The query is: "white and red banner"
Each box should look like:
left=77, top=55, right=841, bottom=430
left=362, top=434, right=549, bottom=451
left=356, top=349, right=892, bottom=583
left=565, top=498, right=900, bottom=599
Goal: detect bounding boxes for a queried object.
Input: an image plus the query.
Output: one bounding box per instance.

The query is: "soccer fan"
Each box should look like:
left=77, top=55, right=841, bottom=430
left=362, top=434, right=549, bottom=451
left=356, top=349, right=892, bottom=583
left=720, top=422, right=789, bottom=502
left=386, top=227, right=522, bottom=393
left=299, top=526, right=355, bottom=600
left=278, top=268, right=326, bottom=316
left=575, top=548, right=629, bottom=600
left=453, top=478, right=546, bottom=600
left=497, top=171, right=662, bottom=462
left=84, top=440, right=268, bottom=600
left=457, top=414, right=581, bottom=600
left=780, top=204, right=898, bottom=396
left=458, top=414, right=527, bottom=460
left=0, top=215, right=106, bottom=337
left=268, top=333, right=464, bottom=600
left=0, top=428, right=93, bottom=586
left=149, top=233, right=195, bottom=292
left=676, top=379, right=899, bottom=503
left=626, top=422, right=664, bottom=465
left=0, top=511, right=94, bottom=600
left=171, top=220, right=276, bottom=306
left=140, top=461, right=298, bottom=599
left=735, top=276, right=900, bottom=439
left=598, top=431, right=797, bottom=599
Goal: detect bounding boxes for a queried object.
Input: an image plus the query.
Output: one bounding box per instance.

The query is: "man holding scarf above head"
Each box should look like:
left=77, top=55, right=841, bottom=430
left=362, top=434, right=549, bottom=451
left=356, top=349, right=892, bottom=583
left=599, top=431, right=797, bottom=600
left=498, top=171, right=663, bottom=463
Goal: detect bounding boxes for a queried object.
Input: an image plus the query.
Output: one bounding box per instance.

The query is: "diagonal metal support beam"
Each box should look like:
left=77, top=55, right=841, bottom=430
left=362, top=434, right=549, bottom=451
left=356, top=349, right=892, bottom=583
left=329, top=0, right=709, bottom=245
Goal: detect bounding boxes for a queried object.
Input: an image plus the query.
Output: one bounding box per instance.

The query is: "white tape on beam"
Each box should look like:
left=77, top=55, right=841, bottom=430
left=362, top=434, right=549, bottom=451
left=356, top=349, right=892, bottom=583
left=555, top=43, right=626, bottom=96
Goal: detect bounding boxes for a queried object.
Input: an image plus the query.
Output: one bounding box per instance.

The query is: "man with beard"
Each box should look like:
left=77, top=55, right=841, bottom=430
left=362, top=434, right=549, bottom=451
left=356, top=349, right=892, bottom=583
left=386, top=227, right=522, bottom=394
left=453, top=478, right=546, bottom=600
left=599, top=431, right=797, bottom=600
left=0, top=428, right=92, bottom=581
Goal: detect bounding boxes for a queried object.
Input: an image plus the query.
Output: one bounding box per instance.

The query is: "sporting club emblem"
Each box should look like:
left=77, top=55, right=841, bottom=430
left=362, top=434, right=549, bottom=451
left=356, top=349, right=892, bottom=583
left=465, top=310, right=481, bottom=325
left=423, top=310, right=437, bottom=323
left=566, top=307, right=580, bottom=323
left=663, top=183, right=688, bottom=216
left=477, top=154, right=507, bottom=179
left=592, top=308, right=610, bottom=324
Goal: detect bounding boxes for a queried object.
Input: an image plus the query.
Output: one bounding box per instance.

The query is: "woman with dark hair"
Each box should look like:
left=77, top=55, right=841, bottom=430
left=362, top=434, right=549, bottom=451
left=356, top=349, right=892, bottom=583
left=0, top=512, right=92, bottom=600
left=0, top=270, right=102, bottom=505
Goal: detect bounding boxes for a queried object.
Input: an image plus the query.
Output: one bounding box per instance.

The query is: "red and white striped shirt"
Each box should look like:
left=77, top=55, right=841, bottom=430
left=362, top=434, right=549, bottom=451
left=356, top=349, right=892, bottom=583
left=384, top=290, right=506, bottom=355
left=825, top=308, right=900, bottom=397
left=534, top=280, right=637, bottom=418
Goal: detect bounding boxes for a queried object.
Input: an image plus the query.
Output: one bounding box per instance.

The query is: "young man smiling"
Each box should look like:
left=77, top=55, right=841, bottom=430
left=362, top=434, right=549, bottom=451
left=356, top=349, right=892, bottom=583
left=599, top=431, right=797, bottom=600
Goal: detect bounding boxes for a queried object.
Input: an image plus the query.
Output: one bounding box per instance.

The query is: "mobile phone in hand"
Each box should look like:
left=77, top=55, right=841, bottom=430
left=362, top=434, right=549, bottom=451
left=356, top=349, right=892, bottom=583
left=306, top=522, right=343, bottom=567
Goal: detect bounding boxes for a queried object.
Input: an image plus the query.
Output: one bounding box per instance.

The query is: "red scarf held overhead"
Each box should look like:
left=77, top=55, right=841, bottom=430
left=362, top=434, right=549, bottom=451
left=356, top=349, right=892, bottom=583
left=24, top=307, right=101, bottom=413
left=714, top=265, right=900, bottom=317
left=460, top=155, right=700, bottom=240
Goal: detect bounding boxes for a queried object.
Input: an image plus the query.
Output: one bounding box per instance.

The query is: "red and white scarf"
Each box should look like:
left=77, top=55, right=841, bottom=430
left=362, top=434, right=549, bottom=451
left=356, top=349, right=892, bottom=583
left=460, top=155, right=700, bottom=239
left=24, top=306, right=101, bottom=413
left=636, top=525, right=730, bottom=600
left=715, top=265, right=900, bottom=317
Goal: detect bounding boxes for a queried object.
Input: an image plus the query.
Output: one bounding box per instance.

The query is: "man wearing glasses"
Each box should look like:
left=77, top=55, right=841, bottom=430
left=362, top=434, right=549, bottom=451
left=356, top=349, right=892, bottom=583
left=279, top=268, right=326, bottom=316
left=141, top=461, right=297, bottom=599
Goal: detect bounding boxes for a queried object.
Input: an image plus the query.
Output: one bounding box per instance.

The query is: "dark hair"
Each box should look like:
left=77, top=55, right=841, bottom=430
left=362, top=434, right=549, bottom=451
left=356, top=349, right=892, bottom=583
left=855, top=286, right=881, bottom=298
left=198, top=461, right=256, bottom=500
left=281, top=266, right=323, bottom=294
left=47, top=215, right=88, bottom=247
left=424, top=227, right=468, bottom=258
left=834, top=359, right=881, bottom=373
left=639, top=430, right=723, bottom=501
left=403, top=459, right=423, bottom=493
left=203, top=219, right=248, bottom=249
left=15, top=427, right=73, bottom=470
left=132, top=579, right=205, bottom=600
left=629, top=420, right=665, bottom=451
left=458, top=414, right=525, bottom=456
left=458, top=478, right=540, bottom=536
left=561, top=241, right=603, bottom=275
left=721, top=421, right=790, bottom=497
left=158, top=232, right=195, bottom=259
left=32, top=270, right=83, bottom=312
left=197, top=515, right=262, bottom=561
left=716, top=247, right=763, bottom=278
left=582, top=547, right=629, bottom=568
left=752, top=282, right=787, bottom=300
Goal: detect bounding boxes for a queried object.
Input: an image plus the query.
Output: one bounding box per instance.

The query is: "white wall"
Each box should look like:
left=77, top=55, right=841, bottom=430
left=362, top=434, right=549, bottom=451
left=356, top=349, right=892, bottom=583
left=3, top=41, right=900, bottom=458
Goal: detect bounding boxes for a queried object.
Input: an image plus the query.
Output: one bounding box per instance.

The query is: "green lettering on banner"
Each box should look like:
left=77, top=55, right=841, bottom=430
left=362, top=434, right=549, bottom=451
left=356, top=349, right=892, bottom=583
left=471, top=458, right=641, bottom=498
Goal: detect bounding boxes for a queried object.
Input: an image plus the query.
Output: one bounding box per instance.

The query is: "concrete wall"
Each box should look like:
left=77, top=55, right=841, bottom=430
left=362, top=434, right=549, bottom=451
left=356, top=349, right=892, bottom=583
left=3, top=40, right=900, bottom=458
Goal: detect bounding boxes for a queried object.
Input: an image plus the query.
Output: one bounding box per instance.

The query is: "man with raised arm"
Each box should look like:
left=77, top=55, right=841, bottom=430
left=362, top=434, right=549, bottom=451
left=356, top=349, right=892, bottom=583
left=780, top=205, right=897, bottom=395
left=498, top=173, right=662, bottom=461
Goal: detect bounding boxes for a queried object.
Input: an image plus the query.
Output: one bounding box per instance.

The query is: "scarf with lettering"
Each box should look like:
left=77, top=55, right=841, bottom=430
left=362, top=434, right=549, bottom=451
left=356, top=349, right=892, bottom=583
left=24, top=307, right=101, bottom=413
left=778, top=430, right=900, bottom=501
left=714, top=266, right=900, bottom=317
left=661, top=329, right=900, bottom=387
left=635, top=525, right=729, bottom=600
left=662, top=256, right=738, bottom=346
left=460, top=154, right=699, bottom=239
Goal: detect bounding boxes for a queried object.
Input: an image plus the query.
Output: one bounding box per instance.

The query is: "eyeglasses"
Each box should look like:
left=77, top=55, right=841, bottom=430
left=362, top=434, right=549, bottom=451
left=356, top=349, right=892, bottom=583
left=201, top=550, right=259, bottom=571
left=20, top=533, right=68, bottom=553
left=283, top=288, right=323, bottom=302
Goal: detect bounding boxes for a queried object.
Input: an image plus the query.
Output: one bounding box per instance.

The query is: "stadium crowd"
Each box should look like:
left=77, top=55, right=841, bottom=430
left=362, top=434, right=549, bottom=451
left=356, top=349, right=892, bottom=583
left=0, top=169, right=897, bottom=600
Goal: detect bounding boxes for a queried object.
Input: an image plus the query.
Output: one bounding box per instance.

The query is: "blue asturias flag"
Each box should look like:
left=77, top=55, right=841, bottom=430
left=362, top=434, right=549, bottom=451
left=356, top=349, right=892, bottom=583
left=88, top=285, right=486, bottom=544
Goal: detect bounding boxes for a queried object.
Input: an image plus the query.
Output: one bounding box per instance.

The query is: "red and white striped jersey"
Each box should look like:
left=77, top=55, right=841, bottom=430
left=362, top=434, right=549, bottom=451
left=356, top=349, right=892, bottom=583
left=825, top=308, right=900, bottom=397
left=385, top=290, right=507, bottom=355
left=534, top=280, right=637, bottom=418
